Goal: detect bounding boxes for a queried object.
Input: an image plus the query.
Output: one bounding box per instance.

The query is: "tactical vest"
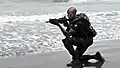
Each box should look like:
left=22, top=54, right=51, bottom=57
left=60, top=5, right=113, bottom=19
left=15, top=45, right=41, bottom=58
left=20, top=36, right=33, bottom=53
left=71, top=13, right=97, bottom=37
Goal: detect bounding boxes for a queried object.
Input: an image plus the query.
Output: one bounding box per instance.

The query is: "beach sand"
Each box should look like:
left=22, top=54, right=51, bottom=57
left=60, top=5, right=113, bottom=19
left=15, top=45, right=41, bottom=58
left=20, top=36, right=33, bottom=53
left=0, top=40, right=120, bottom=68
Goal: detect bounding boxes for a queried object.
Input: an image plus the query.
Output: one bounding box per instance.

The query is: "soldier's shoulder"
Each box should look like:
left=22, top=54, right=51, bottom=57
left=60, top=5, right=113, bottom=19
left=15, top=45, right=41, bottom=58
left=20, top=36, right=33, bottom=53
left=76, top=13, right=89, bottom=21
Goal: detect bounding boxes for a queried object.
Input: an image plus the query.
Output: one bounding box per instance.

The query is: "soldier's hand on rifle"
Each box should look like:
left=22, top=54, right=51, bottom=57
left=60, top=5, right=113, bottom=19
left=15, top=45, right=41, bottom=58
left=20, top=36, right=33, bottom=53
left=47, top=19, right=60, bottom=26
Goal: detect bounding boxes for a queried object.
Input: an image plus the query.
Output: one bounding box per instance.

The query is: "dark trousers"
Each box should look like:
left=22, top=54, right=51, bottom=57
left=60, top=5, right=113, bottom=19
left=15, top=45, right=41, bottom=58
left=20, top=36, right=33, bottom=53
left=62, top=37, right=93, bottom=60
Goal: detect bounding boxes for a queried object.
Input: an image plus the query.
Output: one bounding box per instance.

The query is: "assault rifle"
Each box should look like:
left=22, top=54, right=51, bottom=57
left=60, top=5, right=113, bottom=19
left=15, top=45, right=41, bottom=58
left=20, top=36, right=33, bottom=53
left=46, top=18, right=70, bottom=38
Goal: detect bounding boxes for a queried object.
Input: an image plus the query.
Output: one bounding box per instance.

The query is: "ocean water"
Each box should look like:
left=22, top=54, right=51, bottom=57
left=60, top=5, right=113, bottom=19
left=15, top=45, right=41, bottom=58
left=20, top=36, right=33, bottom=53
left=0, top=0, right=120, bottom=58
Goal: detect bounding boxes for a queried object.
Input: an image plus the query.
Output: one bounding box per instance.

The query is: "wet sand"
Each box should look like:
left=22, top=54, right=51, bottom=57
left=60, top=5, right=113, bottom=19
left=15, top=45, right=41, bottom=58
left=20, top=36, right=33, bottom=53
left=0, top=40, right=120, bottom=68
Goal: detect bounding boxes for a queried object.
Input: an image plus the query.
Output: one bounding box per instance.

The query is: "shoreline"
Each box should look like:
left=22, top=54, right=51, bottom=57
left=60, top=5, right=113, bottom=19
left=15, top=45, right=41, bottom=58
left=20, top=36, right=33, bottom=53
left=0, top=40, right=120, bottom=68
left=0, top=39, right=119, bottom=59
